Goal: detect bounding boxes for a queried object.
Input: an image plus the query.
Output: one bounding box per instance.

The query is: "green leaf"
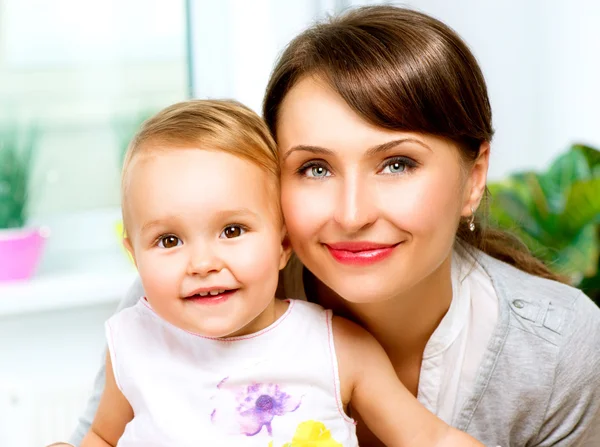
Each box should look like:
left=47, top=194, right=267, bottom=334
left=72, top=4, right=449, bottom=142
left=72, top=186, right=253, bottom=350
left=538, top=147, right=591, bottom=214
left=552, top=224, right=599, bottom=280
left=579, top=270, right=600, bottom=305
left=573, top=144, right=600, bottom=169
left=488, top=144, right=600, bottom=288
left=488, top=185, right=546, bottom=240
left=0, top=124, right=39, bottom=228
left=559, top=178, right=600, bottom=237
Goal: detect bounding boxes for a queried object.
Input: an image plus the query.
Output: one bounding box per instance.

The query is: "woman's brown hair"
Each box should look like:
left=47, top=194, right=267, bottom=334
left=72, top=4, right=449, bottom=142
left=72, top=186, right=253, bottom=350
left=263, top=5, right=561, bottom=281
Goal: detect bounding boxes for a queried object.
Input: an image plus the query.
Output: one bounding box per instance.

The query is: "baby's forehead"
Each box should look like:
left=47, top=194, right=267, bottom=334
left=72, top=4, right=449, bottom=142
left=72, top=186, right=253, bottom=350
left=127, top=148, right=279, bottom=190
left=123, top=148, right=282, bottom=224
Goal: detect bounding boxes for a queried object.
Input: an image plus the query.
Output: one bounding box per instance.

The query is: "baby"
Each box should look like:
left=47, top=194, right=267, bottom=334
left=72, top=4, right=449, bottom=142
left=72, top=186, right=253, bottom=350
left=80, top=100, right=484, bottom=447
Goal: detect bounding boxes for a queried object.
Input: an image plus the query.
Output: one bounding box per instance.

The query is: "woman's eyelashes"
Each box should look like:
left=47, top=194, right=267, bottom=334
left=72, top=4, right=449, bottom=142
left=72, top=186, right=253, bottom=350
left=295, top=155, right=418, bottom=179
left=296, top=160, right=331, bottom=179
left=378, top=156, right=418, bottom=175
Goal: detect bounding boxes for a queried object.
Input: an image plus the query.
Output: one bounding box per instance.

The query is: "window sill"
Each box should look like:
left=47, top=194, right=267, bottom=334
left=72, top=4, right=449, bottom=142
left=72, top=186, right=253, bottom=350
left=0, top=267, right=136, bottom=318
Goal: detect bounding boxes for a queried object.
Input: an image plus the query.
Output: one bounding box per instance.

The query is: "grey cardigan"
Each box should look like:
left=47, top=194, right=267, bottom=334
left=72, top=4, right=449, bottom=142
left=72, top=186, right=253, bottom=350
left=69, top=252, right=600, bottom=446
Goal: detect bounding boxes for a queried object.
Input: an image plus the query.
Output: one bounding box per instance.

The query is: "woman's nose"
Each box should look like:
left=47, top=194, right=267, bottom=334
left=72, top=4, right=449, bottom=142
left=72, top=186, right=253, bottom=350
left=333, top=176, right=377, bottom=233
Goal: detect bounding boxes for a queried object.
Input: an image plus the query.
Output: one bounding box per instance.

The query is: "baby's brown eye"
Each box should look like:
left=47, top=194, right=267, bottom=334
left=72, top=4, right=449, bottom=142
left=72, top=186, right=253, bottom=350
left=158, top=235, right=181, bottom=248
left=221, top=225, right=245, bottom=239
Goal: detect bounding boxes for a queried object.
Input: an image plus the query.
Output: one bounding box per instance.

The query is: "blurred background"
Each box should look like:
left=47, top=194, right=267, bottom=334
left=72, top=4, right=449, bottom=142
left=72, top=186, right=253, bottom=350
left=0, top=0, right=598, bottom=445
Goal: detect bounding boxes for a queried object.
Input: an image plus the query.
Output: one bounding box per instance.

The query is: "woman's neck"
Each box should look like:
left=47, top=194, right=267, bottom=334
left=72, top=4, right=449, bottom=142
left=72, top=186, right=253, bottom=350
left=313, top=253, right=454, bottom=363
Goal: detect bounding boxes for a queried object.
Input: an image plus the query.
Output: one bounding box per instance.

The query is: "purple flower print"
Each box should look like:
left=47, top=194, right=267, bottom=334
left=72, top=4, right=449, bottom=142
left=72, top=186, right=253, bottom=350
left=211, top=379, right=301, bottom=437
left=236, top=383, right=301, bottom=436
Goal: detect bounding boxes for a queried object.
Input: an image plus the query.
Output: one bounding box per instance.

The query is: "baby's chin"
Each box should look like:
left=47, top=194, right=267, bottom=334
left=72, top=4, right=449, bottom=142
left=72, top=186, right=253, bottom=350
left=175, top=315, right=259, bottom=339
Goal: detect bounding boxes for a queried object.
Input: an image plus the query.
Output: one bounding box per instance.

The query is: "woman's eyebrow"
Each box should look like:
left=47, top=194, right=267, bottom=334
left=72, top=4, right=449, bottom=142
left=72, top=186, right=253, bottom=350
left=282, top=138, right=432, bottom=161
left=365, top=138, right=433, bottom=156
left=282, top=145, right=335, bottom=161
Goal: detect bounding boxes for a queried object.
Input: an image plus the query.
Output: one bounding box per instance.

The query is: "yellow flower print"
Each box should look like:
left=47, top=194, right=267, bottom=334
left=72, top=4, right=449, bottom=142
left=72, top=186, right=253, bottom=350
left=282, top=420, right=343, bottom=447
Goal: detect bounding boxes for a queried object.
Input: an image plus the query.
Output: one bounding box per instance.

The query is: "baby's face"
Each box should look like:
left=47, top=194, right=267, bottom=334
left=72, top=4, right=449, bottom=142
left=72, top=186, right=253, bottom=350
left=123, top=147, right=288, bottom=338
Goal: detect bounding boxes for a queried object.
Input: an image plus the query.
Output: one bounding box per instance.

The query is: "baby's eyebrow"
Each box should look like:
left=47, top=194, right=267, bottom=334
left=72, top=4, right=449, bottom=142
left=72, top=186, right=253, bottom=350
left=140, top=218, right=170, bottom=233
left=138, top=208, right=260, bottom=234
left=213, top=208, right=260, bottom=220
left=139, top=212, right=186, bottom=233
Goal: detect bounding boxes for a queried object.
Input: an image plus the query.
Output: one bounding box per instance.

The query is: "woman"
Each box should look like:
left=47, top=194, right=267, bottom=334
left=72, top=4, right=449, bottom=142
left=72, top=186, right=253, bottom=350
left=63, top=5, right=600, bottom=447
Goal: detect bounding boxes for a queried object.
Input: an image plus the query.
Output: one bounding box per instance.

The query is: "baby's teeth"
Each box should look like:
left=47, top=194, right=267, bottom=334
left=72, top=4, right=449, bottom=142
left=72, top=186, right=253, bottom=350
left=194, top=289, right=228, bottom=298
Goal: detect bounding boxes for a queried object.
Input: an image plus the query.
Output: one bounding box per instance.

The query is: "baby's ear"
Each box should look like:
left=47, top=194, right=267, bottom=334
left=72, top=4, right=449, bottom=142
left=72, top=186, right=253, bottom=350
left=279, top=226, right=293, bottom=270
left=123, top=237, right=138, bottom=267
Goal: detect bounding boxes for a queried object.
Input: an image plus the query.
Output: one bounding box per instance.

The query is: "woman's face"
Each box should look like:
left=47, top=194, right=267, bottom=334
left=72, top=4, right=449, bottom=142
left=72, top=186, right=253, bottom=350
left=277, top=77, right=488, bottom=304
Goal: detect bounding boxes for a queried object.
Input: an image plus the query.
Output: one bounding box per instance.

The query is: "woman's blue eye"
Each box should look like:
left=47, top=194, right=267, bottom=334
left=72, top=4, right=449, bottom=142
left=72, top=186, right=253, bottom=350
left=381, top=157, right=415, bottom=174
left=158, top=235, right=182, bottom=248
left=386, top=161, right=406, bottom=173
left=302, top=164, right=331, bottom=178
left=220, top=225, right=246, bottom=239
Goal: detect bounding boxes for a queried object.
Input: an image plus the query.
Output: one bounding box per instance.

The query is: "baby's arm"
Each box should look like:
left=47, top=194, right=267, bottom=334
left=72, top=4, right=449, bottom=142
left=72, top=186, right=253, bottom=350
left=81, top=353, right=133, bottom=447
left=333, top=316, right=484, bottom=447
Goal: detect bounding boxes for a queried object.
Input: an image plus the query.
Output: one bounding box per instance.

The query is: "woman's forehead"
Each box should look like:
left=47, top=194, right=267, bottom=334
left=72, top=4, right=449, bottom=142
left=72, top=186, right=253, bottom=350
left=277, top=77, right=372, bottom=146
left=276, top=77, right=457, bottom=160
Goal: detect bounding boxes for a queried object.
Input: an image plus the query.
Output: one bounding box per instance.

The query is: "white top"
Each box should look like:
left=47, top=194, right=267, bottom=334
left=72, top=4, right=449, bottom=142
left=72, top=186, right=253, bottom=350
left=417, top=249, right=499, bottom=424
left=106, top=298, right=358, bottom=447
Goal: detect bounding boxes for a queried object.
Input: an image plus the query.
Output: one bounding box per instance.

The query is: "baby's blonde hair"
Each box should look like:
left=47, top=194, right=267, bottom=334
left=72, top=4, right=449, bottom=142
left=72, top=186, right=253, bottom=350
left=121, top=99, right=280, bottom=232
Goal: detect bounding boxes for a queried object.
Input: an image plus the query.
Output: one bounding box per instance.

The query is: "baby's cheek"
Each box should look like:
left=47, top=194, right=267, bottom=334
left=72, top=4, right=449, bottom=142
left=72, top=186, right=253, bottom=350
left=138, top=257, right=179, bottom=298
left=230, top=237, right=282, bottom=283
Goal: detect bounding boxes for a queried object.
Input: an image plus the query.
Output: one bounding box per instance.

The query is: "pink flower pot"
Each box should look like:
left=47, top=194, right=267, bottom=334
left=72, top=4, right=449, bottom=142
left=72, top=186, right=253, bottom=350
left=0, top=227, right=49, bottom=281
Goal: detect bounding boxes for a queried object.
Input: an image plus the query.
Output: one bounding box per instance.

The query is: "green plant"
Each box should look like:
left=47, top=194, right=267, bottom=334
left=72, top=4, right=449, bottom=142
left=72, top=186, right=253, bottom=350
left=488, top=144, right=600, bottom=303
left=0, top=125, right=39, bottom=229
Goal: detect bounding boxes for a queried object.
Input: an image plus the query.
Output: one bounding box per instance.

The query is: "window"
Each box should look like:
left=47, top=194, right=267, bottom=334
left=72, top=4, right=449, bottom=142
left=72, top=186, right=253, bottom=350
left=0, top=0, right=189, bottom=219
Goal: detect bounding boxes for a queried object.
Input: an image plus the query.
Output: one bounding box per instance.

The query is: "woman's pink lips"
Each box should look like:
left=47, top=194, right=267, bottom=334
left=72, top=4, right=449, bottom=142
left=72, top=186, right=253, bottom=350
left=325, top=242, right=399, bottom=266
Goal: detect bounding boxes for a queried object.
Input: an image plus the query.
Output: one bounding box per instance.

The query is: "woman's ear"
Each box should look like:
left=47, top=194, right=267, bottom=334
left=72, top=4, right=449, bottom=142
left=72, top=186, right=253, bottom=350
left=462, top=142, right=490, bottom=216
left=279, top=225, right=293, bottom=270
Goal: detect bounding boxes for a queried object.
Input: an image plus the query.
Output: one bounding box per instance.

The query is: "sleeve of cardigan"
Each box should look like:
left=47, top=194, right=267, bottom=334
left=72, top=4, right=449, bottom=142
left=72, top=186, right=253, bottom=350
left=531, top=292, right=600, bottom=447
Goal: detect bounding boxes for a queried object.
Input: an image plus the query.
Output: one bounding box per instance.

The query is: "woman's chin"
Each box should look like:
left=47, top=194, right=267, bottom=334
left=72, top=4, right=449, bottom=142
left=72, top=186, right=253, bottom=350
left=324, top=277, right=406, bottom=305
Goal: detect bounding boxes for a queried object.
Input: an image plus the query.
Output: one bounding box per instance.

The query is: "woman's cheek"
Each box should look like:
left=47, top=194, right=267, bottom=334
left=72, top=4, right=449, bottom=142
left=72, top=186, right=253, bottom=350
left=377, top=171, right=462, bottom=236
left=282, top=186, right=327, bottom=240
left=408, top=172, right=463, bottom=234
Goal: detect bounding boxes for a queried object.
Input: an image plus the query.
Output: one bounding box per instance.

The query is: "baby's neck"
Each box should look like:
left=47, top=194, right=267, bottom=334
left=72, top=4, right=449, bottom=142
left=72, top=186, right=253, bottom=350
left=225, top=298, right=289, bottom=338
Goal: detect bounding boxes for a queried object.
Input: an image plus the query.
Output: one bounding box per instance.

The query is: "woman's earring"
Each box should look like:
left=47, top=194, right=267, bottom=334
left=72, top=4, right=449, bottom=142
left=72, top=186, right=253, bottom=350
left=468, top=207, right=476, bottom=232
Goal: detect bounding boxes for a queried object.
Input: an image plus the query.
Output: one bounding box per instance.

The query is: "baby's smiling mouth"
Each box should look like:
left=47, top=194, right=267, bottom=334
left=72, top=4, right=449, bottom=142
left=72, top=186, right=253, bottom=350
left=191, top=289, right=228, bottom=297
left=184, top=288, right=239, bottom=303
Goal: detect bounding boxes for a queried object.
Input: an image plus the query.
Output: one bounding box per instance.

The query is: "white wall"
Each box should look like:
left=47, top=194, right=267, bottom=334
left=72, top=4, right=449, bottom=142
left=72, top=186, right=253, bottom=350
left=189, top=0, right=340, bottom=113
left=536, top=1, right=600, bottom=160
left=189, top=0, right=600, bottom=180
